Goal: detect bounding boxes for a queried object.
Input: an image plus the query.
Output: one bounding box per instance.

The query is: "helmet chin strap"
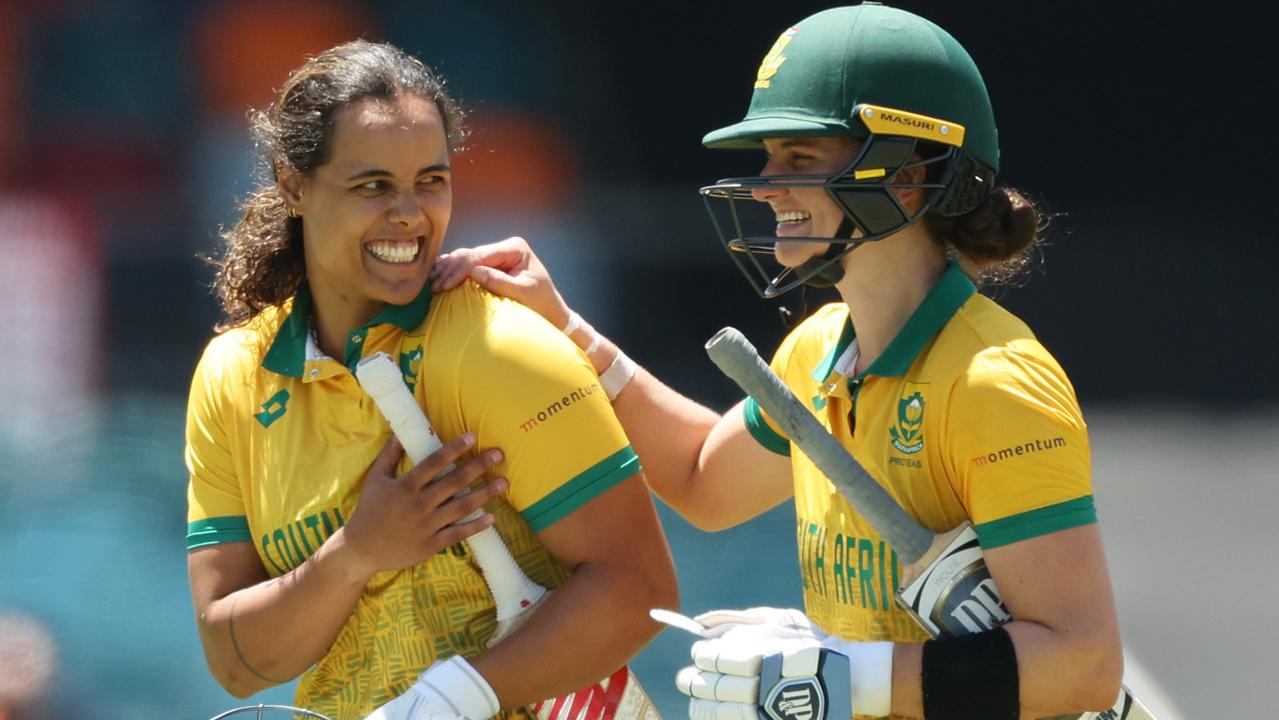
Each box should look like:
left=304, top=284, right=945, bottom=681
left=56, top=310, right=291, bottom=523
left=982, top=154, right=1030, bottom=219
left=798, top=217, right=857, bottom=288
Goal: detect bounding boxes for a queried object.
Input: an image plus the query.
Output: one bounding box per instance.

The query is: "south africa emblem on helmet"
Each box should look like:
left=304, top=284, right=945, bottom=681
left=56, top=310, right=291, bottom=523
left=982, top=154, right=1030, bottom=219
left=890, top=384, right=926, bottom=454
left=755, top=26, right=798, bottom=89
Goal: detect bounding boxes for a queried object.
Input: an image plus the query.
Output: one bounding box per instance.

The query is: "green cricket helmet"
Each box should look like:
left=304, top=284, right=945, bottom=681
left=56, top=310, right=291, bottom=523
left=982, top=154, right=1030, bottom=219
left=701, top=2, right=1000, bottom=298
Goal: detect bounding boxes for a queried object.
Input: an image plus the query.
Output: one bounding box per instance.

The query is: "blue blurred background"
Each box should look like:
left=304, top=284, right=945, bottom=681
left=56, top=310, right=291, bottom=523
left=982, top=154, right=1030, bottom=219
left=0, top=1, right=1275, bottom=718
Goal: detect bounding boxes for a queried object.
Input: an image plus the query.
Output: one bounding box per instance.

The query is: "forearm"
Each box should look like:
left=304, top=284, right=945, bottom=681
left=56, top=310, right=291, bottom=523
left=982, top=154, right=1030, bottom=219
left=566, top=321, right=721, bottom=507
left=470, top=556, right=678, bottom=708
left=1005, top=617, right=1123, bottom=717
left=196, top=528, right=372, bottom=696
left=889, top=618, right=1123, bottom=719
left=613, top=369, right=721, bottom=506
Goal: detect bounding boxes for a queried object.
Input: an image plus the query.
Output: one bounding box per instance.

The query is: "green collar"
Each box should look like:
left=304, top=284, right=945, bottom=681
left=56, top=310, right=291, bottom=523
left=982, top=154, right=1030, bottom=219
left=811, top=261, right=975, bottom=382
left=262, top=282, right=433, bottom=377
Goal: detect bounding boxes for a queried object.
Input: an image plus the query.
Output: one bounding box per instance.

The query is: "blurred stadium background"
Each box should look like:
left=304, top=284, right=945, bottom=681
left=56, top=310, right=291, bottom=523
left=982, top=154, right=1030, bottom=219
left=0, top=1, right=1274, bottom=718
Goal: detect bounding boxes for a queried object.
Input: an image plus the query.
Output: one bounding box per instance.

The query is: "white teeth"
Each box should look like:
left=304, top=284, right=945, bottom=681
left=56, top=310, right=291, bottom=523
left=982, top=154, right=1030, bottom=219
left=367, top=239, right=421, bottom=263
left=775, top=211, right=811, bottom=223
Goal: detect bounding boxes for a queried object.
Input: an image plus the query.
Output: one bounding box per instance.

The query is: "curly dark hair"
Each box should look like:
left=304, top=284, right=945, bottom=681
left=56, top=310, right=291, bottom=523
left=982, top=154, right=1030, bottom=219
left=208, top=40, right=466, bottom=331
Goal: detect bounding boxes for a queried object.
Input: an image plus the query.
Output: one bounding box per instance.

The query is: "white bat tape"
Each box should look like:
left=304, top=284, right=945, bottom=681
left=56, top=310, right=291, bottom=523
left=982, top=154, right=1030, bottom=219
left=355, top=353, right=547, bottom=624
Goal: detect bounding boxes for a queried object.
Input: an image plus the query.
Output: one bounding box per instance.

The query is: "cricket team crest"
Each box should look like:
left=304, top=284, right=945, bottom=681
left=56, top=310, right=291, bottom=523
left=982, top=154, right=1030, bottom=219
left=890, top=382, right=926, bottom=454
left=399, top=339, right=424, bottom=392
left=755, top=26, right=798, bottom=89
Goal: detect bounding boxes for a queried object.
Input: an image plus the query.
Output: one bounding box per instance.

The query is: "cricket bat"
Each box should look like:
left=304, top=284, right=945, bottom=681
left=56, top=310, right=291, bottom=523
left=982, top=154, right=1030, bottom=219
left=355, top=352, right=660, bottom=720
left=704, top=327, right=1153, bottom=720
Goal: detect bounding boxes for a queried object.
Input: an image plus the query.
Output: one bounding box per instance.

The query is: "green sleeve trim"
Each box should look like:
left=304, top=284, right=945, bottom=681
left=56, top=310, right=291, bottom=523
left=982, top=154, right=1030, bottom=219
left=974, top=495, right=1097, bottom=549
left=187, top=516, right=252, bottom=550
left=521, top=446, right=641, bottom=532
left=743, top=397, right=791, bottom=456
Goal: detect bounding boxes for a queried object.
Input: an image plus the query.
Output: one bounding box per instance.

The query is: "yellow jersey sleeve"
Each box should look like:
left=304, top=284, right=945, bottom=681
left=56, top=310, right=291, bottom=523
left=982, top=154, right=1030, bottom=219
left=443, top=292, right=640, bottom=532
left=185, top=334, right=252, bottom=548
left=944, top=339, right=1096, bottom=549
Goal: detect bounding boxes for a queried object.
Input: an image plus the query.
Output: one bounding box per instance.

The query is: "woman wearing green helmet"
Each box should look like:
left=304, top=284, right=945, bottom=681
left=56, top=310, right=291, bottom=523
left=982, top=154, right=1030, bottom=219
left=432, top=4, right=1129, bottom=719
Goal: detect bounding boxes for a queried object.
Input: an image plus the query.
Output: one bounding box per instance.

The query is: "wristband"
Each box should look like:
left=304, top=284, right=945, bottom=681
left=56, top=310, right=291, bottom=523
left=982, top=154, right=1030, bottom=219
left=415, top=655, right=500, bottom=720
left=560, top=310, right=582, bottom=337
left=599, top=350, right=638, bottom=401
left=921, top=628, right=1019, bottom=720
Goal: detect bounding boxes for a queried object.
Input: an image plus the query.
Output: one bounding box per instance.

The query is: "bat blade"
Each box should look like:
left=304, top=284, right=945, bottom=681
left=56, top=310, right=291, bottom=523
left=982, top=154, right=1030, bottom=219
left=896, top=524, right=1011, bottom=637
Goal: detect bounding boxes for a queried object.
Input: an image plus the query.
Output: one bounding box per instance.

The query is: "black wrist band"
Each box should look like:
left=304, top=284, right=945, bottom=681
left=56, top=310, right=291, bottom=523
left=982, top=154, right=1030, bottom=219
left=921, top=627, right=1019, bottom=720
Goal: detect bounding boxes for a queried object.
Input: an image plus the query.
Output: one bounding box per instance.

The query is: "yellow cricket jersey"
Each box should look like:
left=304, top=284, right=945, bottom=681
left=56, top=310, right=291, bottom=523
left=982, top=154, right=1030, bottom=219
left=745, top=263, right=1095, bottom=683
left=185, top=280, right=640, bottom=720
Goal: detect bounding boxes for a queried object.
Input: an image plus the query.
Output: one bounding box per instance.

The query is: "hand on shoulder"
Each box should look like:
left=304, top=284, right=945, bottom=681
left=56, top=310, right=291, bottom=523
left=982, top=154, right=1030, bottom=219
left=430, top=236, right=571, bottom=329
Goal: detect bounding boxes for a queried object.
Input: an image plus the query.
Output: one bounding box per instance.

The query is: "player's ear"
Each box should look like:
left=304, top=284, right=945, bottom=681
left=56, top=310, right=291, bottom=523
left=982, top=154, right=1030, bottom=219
left=277, top=166, right=307, bottom=217
left=890, top=155, right=928, bottom=212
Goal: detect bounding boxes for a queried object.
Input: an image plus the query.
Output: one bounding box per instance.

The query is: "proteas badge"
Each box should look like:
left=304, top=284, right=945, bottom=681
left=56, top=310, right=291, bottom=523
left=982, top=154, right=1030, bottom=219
left=890, top=386, right=926, bottom=454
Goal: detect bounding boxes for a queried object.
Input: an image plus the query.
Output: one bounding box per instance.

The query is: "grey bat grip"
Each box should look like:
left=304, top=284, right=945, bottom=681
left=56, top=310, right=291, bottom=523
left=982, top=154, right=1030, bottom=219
left=706, top=326, right=933, bottom=565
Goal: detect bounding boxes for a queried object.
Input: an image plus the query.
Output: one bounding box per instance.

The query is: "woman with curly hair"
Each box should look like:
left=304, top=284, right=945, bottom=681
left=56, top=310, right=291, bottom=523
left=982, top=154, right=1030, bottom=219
left=185, top=39, right=676, bottom=720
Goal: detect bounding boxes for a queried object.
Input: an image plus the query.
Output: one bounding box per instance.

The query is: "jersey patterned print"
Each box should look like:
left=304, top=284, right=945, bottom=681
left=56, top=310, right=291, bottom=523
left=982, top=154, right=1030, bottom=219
left=743, top=263, right=1094, bottom=720
left=185, top=280, right=639, bottom=720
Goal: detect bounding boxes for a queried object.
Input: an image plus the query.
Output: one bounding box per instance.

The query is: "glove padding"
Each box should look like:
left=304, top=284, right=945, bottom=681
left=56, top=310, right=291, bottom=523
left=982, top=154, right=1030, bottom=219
left=365, top=656, right=500, bottom=720
left=675, top=608, right=893, bottom=720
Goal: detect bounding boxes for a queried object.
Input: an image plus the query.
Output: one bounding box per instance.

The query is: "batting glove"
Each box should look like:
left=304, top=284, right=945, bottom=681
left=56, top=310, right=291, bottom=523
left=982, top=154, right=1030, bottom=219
left=365, top=656, right=500, bottom=720
left=692, top=606, right=826, bottom=639
left=675, top=609, right=894, bottom=720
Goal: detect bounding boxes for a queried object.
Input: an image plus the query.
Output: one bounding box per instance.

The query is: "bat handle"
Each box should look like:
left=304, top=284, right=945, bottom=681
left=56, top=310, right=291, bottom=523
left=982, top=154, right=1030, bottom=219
left=355, top=353, right=550, bottom=641
left=357, top=354, right=660, bottom=720
left=461, top=514, right=550, bottom=642
left=705, top=327, right=934, bottom=563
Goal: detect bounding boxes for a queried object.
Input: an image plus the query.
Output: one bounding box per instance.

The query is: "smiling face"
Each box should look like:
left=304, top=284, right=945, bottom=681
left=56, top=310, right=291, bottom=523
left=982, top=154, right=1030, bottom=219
left=284, top=93, right=452, bottom=324
left=750, top=136, right=862, bottom=268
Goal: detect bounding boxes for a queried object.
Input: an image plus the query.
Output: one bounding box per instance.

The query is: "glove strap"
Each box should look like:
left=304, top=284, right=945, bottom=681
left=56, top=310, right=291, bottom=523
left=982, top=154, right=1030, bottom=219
left=758, top=649, right=850, bottom=720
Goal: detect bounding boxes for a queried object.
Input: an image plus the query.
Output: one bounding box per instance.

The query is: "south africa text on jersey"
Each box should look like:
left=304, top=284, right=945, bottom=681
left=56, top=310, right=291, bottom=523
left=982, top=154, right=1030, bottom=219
left=797, top=519, right=901, bottom=610
left=260, top=506, right=465, bottom=574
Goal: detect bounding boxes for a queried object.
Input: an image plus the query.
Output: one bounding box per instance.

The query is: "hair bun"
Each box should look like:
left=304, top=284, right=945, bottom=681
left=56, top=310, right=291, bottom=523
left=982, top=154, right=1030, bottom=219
left=923, top=186, right=1045, bottom=286
left=952, top=187, right=1038, bottom=262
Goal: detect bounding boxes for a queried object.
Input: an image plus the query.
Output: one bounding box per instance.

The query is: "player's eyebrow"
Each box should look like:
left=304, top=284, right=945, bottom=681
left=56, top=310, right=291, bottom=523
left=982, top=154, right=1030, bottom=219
left=343, top=163, right=451, bottom=182
left=763, top=138, right=822, bottom=157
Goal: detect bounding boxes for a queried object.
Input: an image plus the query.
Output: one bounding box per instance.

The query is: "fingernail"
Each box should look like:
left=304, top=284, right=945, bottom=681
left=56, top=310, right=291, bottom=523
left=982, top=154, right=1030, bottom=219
left=462, top=432, right=476, bottom=445
left=495, top=477, right=509, bottom=492
left=486, top=449, right=504, bottom=464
